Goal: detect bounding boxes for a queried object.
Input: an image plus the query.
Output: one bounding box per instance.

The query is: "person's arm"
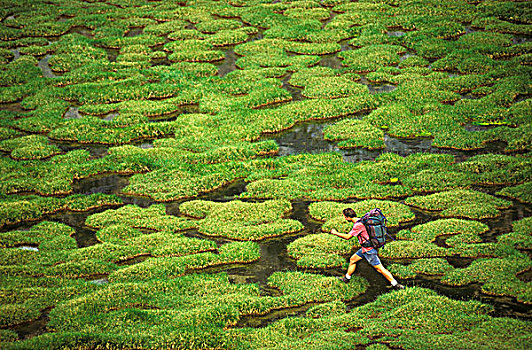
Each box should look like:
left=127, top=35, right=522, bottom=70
left=330, top=228, right=353, bottom=240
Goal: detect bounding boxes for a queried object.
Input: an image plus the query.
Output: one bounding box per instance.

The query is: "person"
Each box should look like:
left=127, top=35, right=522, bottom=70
left=330, top=208, right=404, bottom=290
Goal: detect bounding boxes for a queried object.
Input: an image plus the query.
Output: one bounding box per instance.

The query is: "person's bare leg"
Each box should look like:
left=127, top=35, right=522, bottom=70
left=373, top=264, right=394, bottom=282
left=346, top=254, right=362, bottom=277
left=374, top=264, right=404, bottom=289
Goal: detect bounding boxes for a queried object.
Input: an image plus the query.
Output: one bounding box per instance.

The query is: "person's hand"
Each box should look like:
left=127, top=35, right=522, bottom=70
left=330, top=228, right=338, bottom=235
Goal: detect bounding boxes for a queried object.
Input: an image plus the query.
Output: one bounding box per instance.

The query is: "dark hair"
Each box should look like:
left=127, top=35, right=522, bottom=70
left=343, top=208, right=356, bottom=218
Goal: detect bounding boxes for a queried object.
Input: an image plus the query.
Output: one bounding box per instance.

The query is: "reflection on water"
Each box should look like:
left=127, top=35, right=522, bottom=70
left=18, top=246, right=39, bottom=251
left=63, top=107, right=81, bottom=119
left=272, top=121, right=340, bottom=157
left=359, top=76, right=397, bottom=94
left=387, top=31, right=405, bottom=37
left=11, top=48, right=20, bottom=60
left=269, top=120, right=477, bottom=162
left=55, top=142, right=108, bottom=158
left=369, top=84, right=396, bottom=94
left=514, top=36, right=532, bottom=44
left=68, top=26, right=94, bottom=39
left=12, top=307, right=51, bottom=340
left=72, top=174, right=130, bottom=195
left=216, top=49, right=237, bottom=77
left=48, top=211, right=99, bottom=247
left=480, top=200, right=532, bottom=243
left=103, top=113, right=118, bottom=121
left=319, top=55, right=342, bottom=69
left=125, top=28, right=143, bottom=37
left=281, top=74, right=304, bottom=101
left=384, top=135, right=433, bottom=156
left=38, top=55, right=56, bottom=78
left=89, top=278, right=109, bottom=285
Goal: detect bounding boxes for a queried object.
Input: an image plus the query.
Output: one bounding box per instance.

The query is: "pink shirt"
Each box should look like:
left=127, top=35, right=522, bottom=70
left=349, top=221, right=372, bottom=253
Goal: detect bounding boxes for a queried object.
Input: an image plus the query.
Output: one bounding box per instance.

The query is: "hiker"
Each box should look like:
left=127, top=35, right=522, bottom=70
left=330, top=208, right=404, bottom=290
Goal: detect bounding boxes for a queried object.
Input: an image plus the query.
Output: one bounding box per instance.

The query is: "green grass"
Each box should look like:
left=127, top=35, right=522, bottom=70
left=86, top=204, right=196, bottom=232
left=323, top=118, right=385, bottom=150
left=180, top=199, right=303, bottom=241
left=497, top=182, right=532, bottom=204
left=404, top=189, right=512, bottom=220
left=287, top=233, right=353, bottom=268
left=397, top=219, right=489, bottom=242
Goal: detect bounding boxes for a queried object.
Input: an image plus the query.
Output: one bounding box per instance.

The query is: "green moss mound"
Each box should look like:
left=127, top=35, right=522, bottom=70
left=323, top=118, right=385, bottom=150
left=338, top=44, right=406, bottom=72
left=498, top=217, right=532, bottom=250
left=0, top=134, right=61, bottom=160
left=0, top=221, right=74, bottom=249
left=442, top=255, right=532, bottom=304
left=389, top=258, right=455, bottom=279
left=86, top=204, right=196, bottom=232
left=0, top=194, right=122, bottom=227
left=287, top=233, right=353, bottom=269
left=309, top=199, right=415, bottom=232
left=497, top=182, right=532, bottom=204
left=397, top=219, right=489, bottom=242
left=404, top=189, right=512, bottom=220
left=179, top=199, right=303, bottom=240
left=229, top=287, right=532, bottom=350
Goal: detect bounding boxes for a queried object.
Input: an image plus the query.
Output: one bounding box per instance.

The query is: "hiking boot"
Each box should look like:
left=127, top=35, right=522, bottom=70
left=394, top=283, right=405, bottom=290
left=338, top=276, right=350, bottom=284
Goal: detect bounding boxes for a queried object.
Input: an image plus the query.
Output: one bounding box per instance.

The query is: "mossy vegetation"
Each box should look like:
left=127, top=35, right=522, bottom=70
left=301, top=77, right=368, bottom=99
left=0, top=194, right=122, bottom=227
left=323, top=118, right=385, bottom=150
left=498, top=217, right=532, bottom=250
left=497, top=182, right=532, bottom=204
left=389, top=258, right=455, bottom=279
left=405, top=189, right=513, bottom=220
left=179, top=199, right=303, bottom=241
left=228, top=287, right=532, bottom=350
left=1, top=0, right=532, bottom=348
left=287, top=233, right=353, bottom=269
left=338, top=44, right=406, bottom=72
left=0, top=221, right=74, bottom=248
left=441, top=254, right=532, bottom=304
left=86, top=204, right=195, bottom=232
left=0, top=134, right=61, bottom=160
left=397, top=219, right=489, bottom=242
left=0, top=271, right=367, bottom=349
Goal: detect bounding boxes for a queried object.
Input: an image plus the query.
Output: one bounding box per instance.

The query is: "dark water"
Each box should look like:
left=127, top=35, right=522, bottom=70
left=63, top=107, right=82, bottom=119
left=216, top=48, right=237, bottom=77
left=272, top=120, right=340, bottom=156
left=319, top=54, right=343, bottom=69
left=38, top=55, right=56, bottom=78
left=270, top=118, right=510, bottom=163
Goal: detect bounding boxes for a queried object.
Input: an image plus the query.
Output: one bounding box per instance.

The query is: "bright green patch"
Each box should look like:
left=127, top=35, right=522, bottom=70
left=287, top=233, right=353, bottom=269
left=397, top=219, right=489, bottom=242
left=497, top=182, right=532, bottom=204
left=389, top=258, right=455, bottom=279
left=179, top=199, right=303, bottom=241
left=323, top=118, right=385, bottom=150
left=86, top=204, right=196, bottom=232
left=404, top=189, right=512, bottom=220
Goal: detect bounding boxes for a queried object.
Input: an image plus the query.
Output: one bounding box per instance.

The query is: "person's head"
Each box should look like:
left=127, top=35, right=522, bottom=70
left=343, top=208, right=356, bottom=220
